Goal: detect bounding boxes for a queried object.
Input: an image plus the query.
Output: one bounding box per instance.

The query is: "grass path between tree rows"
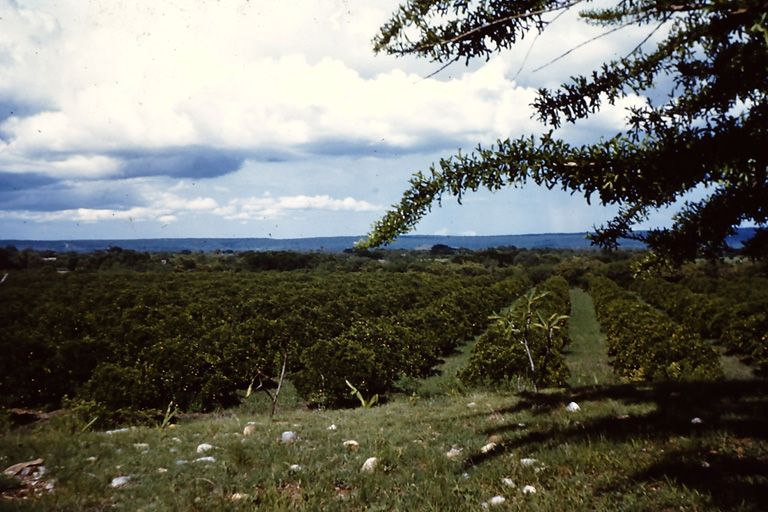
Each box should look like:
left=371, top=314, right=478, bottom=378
left=565, top=288, right=616, bottom=388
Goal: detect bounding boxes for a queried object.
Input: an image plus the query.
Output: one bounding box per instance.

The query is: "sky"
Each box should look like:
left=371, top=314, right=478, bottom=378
left=0, top=0, right=685, bottom=242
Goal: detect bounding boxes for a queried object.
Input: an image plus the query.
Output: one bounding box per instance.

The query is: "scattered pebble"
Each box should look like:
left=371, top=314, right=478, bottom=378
left=193, top=456, right=216, bottom=463
left=360, top=457, right=378, bottom=473
left=230, top=492, right=249, bottom=501
left=520, top=458, right=538, bottom=466
left=156, top=468, right=168, bottom=473
left=566, top=402, right=580, bottom=412
left=328, top=424, right=337, bottom=430
left=487, top=495, right=506, bottom=506
left=196, top=443, right=214, bottom=454
left=480, top=442, right=497, bottom=454
left=467, top=402, right=476, bottom=408
left=289, top=464, right=302, bottom=472
left=522, top=485, right=537, bottom=494
left=446, top=448, right=462, bottom=459
left=110, top=476, right=130, bottom=488
left=281, top=431, right=297, bottom=444
left=691, top=417, right=704, bottom=424
left=105, top=428, right=130, bottom=435
left=502, top=477, right=515, bottom=487
left=343, top=440, right=360, bottom=452
left=243, top=425, right=256, bottom=436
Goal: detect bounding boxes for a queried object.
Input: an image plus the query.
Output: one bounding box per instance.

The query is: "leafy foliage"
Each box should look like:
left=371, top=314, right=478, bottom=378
left=363, top=0, right=768, bottom=264
left=0, top=256, right=527, bottom=420
left=460, top=276, right=571, bottom=389
left=589, top=276, right=723, bottom=381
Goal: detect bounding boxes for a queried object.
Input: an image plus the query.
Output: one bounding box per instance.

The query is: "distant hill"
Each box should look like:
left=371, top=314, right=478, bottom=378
left=0, top=227, right=757, bottom=253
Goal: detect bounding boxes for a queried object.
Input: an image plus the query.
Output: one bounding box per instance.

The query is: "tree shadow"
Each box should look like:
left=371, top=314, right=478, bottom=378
left=462, top=379, right=768, bottom=510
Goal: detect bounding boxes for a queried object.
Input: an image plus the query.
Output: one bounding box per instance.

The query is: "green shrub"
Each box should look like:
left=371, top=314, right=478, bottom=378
left=460, top=276, right=571, bottom=389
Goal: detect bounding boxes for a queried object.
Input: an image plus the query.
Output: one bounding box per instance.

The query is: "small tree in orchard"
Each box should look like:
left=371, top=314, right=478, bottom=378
left=360, top=0, right=768, bottom=265
left=460, top=282, right=571, bottom=390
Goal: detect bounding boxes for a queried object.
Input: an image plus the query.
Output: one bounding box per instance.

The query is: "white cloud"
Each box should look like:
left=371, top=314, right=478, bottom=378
left=0, top=0, right=675, bottom=241
left=224, top=194, right=382, bottom=221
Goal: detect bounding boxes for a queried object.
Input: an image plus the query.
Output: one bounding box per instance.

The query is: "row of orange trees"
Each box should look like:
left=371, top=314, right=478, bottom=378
left=459, top=276, right=572, bottom=389
left=634, top=274, right=768, bottom=373
left=589, top=276, right=723, bottom=381
left=0, top=267, right=529, bottom=422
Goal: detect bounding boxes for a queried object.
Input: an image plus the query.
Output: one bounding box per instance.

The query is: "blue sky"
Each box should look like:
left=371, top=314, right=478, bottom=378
left=0, top=0, right=683, bottom=241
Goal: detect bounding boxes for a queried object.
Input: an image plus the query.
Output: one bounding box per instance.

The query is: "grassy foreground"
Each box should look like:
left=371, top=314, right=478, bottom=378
left=2, top=289, right=767, bottom=511
left=2, top=381, right=767, bottom=511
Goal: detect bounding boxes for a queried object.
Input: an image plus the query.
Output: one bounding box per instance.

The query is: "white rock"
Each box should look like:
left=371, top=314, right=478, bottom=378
left=289, top=464, right=302, bottom=471
left=691, top=417, right=704, bottom=424
left=446, top=448, right=462, bottom=459
left=105, top=428, right=130, bottom=435
left=480, top=442, right=497, bottom=454
left=194, top=456, right=216, bottom=463
left=196, top=443, right=214, bottom=454
left=467, top=402, right=477, bottom=408
left=520, top=458, right=538, bottom=466
left=343, top=440, right=360, bottom=451
left=360, top=457, right=378, bottom=473
left=522, top=485, right=537, bottom=494
left=502, top=477, right=515, bottom=487
left=281, top=431, right=297, bottom=444
left=488, top=495, right=506, bottom=506
left=328, top=424, right=337, bottom=430
left=243, top=425, right=256, bottom=436
left=110, top=476, right=130, bottom=488
left=566, top=402, right=580, bottom=412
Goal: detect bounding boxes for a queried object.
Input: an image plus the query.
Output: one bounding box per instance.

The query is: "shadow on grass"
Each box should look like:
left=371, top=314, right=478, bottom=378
left=464, top=379, right=768, bottom=510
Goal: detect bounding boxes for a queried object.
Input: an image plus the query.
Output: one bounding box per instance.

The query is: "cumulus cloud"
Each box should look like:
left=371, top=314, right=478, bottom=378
left=0, top=0, right=667, bottom=240
left=223, top=194, right=382, bottom=221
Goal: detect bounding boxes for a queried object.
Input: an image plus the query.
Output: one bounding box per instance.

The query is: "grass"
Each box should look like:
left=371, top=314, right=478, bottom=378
left=2, top=290, right=767, bottom=511
left=566, top=288, right=616, bottom=387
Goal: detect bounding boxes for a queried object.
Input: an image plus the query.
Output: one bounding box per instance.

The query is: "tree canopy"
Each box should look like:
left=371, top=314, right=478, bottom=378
left=360, top=0, right=768, bottom=264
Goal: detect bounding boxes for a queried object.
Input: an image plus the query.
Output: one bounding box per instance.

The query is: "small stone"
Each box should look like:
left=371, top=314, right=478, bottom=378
left=360, top=457, right=378, bottom=473
left=691, top=417, right=704, bottom=424
left=565, top=402, right=580, bottom=412
left=193, top=456, right=216, bottom=463
left=243, top=425, right=256, bottom=436
left=328, top=424, right=337, bottom=430
left=343, top=440, right=360, bottom=451
left=281, top=431, right=297, bottom=444
left=467, top=402, right=476, bottom=408
left=230, top=492, right=249, bottom=501
left=157, top=467, right=168, bottom=473
left=480, top=442, right=497, bottom=454
left=520, top=458, right=537, bottom=466
left=446, top=448, right=462, bottom=459
left=105, top=428, right=130, bottom=435
left=488, top=495, right=506, bottom=506
left=522, top=485, right=537, bottom=494
left=196, top=443, right=214, bottom=454
left=110, top=476, right=130, bottom=488
left=289, top=464, right=302, bottom=471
